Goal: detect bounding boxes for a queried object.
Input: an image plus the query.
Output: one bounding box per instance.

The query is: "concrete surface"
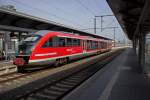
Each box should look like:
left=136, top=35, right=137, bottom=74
left=63, top=48, right=150, bottom=100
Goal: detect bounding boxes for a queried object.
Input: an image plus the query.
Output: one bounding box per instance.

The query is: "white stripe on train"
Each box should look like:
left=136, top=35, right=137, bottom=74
left=35, top=52, right=57, bottom=56
left=29, top=50, right=98, bottom=63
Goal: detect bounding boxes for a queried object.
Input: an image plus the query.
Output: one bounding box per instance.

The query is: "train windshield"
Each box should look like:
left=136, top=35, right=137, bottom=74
left=18, top=35, right=41, bottom=55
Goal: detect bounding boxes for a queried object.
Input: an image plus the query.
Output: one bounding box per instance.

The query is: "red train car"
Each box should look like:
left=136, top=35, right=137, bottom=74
left=13, top=30, right=112, bottom=71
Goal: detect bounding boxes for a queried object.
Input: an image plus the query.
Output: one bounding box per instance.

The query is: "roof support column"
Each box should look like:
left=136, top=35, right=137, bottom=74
left=138, top=25, right=145, bottom=72
left=4, top=31, right=10, bottom=60
left=133, top=37, right=137, bottom=52
left=18, top=32, right=22, bottom=41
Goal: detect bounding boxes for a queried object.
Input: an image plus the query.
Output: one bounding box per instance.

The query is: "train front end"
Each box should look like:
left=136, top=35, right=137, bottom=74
left=13, top=35, right=41, bottom=69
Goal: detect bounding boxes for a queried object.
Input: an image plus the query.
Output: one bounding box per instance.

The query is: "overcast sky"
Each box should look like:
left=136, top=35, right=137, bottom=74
left=0, top=0, right=128, bottom=42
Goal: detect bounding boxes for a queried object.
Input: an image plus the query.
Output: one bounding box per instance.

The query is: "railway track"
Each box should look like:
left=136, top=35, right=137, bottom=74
left=0, top=49, right=121, bottom=85
left=0, top=72, right=26, bottom=83
left=0, top=66, right=58, bottom=91
left=15, top=49, right=124, bottom=100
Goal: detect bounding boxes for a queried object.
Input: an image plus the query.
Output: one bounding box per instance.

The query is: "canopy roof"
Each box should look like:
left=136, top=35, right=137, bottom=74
left=0, top=8, right=111, bottom=40
left=107, top=0, right=150, bottom=40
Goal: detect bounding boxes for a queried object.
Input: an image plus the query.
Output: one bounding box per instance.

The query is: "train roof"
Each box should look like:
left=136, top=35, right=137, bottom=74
left=33, top=30, right=112, bottom=41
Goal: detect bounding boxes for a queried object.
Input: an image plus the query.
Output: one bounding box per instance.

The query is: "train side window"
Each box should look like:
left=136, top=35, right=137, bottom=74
left=92, top=41, right=96, bottom=49
left=99, top=41, right=101, bottom=49
left=77, top=39, right=80, bottom=46
left=95, top=41, right=98, bottom=49
left=72, top=39, right=76, bottom=46
left=42, top=38, right=53, bottom=48
left=66, top=38, right=72, bottom=46
left=59, top=37, right=66, bottom=47
left=103, top=42, right=105, bottom=49
left=53, top=36, right=59, bottom=47
left=91, top=41, right=94, bottom=49
left=72, top=39, right=80, bottom=46
left=49, top=39, right=53, bottom=47
left=101, top=42, right=104, bottom=49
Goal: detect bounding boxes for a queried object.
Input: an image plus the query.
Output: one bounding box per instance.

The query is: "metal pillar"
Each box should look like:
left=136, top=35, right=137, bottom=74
left=133, top=37, right=137, bottom=52
left=138, top=33, right=145, bottom=72
left=94, top=15, right=113, bottom=33
left=142, top=33, right=145, bottom=68
left=18, top=32, right=21, bottom=41
left=138, top=24, right=145, bottom=72
left=113, top=28, right=116, bottom=47
left=94, top=17, right=96, bottom=34
left=100, top=16, right=103, bottom=32
left=4, top=31, right=10, bottom=60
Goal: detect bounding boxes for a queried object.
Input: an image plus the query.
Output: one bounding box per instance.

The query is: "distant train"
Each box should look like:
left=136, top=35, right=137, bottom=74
left=13, top=30, right=112, bottom=71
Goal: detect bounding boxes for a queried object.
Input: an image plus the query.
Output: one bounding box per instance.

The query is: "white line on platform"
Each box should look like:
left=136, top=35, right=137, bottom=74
left=98, top=68, right=120, bottom=100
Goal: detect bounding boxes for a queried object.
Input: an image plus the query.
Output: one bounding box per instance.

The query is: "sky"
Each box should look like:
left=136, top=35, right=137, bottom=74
left=0, top=0, right=128, bottom=42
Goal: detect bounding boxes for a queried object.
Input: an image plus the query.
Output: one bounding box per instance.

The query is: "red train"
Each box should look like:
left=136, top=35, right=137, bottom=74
left=13, top=30, right=112, bottom=71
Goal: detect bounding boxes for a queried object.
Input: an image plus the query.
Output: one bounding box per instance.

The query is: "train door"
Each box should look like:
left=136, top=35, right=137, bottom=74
left=82, top=40, right=87, bottom=53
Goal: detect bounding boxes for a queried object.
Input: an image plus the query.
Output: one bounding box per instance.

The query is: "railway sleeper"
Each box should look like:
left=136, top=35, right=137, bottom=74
left=60, top=80, right=77, bottom=86
left=49, top=85, right=69, bottom=92
left=56, top=83, right=74, bottom=88
left=63, top=79, right=81, bottom=83
left=69, top=76, right=86, bottom=81
left=42, top=89, right=63, bottom=96
left=29, top=92, right=56, bottom=100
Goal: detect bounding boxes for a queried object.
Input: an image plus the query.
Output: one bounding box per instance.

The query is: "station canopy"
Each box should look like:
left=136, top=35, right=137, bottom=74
left=107, top=0, right=150, bottom=40
left=0, top=8, right=111, bottom=40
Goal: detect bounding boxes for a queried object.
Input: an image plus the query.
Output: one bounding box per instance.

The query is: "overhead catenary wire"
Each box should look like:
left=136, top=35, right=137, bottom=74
left=101, top=17, right=116, bottom=29
left=75, top=0, right=96, bottom=16
left=10, top=0, right=87, bottom=29
left=36, top=0, right=90, bottom=29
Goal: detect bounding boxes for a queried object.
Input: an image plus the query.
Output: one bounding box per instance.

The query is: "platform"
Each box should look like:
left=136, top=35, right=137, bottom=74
left=63, top=48, right=150, bottom=100
left=0, top=61, right=17, bottom=75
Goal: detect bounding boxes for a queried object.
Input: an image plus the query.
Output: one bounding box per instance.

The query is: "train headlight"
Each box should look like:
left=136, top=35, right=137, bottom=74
left=19, top=50, right=23, bottom=55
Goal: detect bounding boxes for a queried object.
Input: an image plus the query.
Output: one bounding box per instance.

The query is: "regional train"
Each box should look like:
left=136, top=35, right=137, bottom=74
left=13, top=30, right=112, bottom=71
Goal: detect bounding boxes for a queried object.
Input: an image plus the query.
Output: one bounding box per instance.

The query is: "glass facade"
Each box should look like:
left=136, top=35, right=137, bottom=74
left=0, top=32, right=20, bottom=60
left=0, top=38, right=3, bottom=50
left=144, top=34, right=150, bottom=73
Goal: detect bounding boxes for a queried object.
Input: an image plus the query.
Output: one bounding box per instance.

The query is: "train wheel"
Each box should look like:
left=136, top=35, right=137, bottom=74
left=64, top=58, right=68, bottom=64
left=66, top=57, right=69, bottom=63
left=54, top=59, right=60, bottom=67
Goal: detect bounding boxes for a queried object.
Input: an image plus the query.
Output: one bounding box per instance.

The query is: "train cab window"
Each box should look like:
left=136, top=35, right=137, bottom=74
left=21, top=35, right=41, bottom=43
left=19, top=35, right=41, bottom=55
left=42, top=38, right=53, bottom=48
left=24, top=36, right=38, bottom=42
